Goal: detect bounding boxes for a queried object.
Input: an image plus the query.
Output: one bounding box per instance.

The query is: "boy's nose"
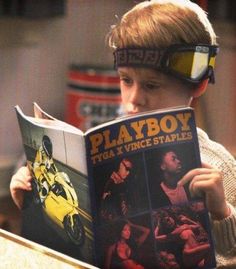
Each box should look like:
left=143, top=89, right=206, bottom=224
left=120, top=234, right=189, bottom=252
left=129, top=84, right=146, bottom=108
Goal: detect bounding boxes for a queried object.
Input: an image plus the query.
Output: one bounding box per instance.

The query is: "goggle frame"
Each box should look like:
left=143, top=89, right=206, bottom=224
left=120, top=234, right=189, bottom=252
left=114, top=44, right=219, bottom=84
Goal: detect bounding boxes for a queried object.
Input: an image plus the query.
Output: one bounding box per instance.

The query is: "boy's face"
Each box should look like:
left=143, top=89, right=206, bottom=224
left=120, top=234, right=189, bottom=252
left=118, top=67, right=193, bottom=114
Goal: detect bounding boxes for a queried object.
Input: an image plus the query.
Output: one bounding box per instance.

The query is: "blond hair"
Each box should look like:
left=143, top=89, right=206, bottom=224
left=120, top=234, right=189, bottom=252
left=108, top=0, right=217, bottom=50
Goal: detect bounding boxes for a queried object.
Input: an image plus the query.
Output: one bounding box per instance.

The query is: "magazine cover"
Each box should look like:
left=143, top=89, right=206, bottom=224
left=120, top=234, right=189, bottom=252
left=15, top=104, right=216, bottom=268
left=86, top=108, right=216, bottom=269
left=16, top=106, right=95, bottom=264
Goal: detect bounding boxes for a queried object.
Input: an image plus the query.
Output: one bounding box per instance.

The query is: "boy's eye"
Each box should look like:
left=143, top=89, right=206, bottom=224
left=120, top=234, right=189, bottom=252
left=120, top=76, right=133, bottom=86
left=144, top=82, right=160, bottom=91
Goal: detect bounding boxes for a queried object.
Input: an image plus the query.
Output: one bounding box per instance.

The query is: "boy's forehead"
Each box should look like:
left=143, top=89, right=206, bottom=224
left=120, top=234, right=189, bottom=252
left=118, top=66, right=189, bottom=90
left=118, top=67, right=163, bottom=78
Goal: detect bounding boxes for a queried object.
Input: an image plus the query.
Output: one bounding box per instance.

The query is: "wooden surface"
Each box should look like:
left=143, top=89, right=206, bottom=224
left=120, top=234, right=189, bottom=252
left=0, top=228, right=98, bottom=269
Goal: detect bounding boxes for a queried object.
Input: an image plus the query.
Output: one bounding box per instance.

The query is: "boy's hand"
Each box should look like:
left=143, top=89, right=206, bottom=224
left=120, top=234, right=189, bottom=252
left=178, top=163, right=230, bottom=220
left=10, top=166, right=32, bottom=209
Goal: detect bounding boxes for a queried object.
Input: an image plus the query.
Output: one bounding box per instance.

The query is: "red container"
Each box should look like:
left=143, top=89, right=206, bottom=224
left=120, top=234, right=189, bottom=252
left=65, top=65, right=121, bottom=131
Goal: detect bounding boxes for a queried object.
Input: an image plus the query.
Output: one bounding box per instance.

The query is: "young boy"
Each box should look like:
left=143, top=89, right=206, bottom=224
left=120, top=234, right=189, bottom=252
left=10, top=0, right=236, bottom=267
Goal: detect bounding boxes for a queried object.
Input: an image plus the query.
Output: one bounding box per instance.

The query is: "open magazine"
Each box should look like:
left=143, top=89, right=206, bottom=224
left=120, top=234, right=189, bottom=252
left=15, top=103, right=216, bottom=269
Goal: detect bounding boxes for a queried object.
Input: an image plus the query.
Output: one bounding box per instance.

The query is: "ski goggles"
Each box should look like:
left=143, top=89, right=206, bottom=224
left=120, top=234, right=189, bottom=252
left=114, top=44, right=219, bottom=84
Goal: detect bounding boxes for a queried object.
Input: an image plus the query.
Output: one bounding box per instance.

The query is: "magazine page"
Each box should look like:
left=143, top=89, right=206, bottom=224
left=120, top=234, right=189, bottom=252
left=33, top=102, right=83, bottom=135
left=33, top=102, right=56, bottom=120
left=85, top=107, right=216, bottom=269
left=16, top=106, right=83, bottom=136
left=15, top=105, right=95, bottom=265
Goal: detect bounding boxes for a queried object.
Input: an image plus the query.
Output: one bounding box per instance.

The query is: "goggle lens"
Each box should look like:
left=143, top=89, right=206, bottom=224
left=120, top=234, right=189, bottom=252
left=168, top=50, right=209, bottom=80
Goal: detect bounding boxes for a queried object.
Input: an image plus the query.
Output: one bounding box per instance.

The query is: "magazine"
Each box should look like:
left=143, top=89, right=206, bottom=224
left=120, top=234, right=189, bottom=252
left=15, top=103, right=216, bottom=269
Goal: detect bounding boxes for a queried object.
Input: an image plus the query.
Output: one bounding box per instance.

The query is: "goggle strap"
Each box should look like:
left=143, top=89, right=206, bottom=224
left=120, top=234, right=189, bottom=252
left=113, top=48, right=162, bottom=69
left=208, top=66, right=215, bottom=84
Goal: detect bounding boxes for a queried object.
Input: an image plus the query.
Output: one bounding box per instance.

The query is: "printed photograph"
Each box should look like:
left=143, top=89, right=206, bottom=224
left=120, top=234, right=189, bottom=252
left=152, top=202, right=216, bottom=269
left=145, top=143, right=200, bottom=208
left=92, top=153, right=150, bottom=224
left=29, top=135, right=85, bottom=246
left=96, top=214, right=155, bottom=269
left=21, top=128, right=94, bottom=262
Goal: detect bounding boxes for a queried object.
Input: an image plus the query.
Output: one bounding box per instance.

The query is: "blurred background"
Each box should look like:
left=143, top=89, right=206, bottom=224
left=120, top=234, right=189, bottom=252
left=0, top=0, right=235, bottom=233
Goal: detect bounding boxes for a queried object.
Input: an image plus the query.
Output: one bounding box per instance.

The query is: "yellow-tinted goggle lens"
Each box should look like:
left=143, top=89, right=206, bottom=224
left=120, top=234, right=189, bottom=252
left=169, top=51, right=210, bottom=80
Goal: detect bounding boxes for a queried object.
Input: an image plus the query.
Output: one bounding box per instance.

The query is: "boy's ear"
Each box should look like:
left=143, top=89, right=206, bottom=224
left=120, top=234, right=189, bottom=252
left=191, top=79, right=209, bottom=98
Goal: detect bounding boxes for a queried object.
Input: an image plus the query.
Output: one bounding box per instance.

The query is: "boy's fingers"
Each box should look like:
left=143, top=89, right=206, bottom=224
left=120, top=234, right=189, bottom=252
left=178, top=168, right=212, bottom=186
left=11, top=176, right=32, bottom=190
left=19, top=168, right=31, bottom=178
left=201, top=162, right=213, bottom=169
